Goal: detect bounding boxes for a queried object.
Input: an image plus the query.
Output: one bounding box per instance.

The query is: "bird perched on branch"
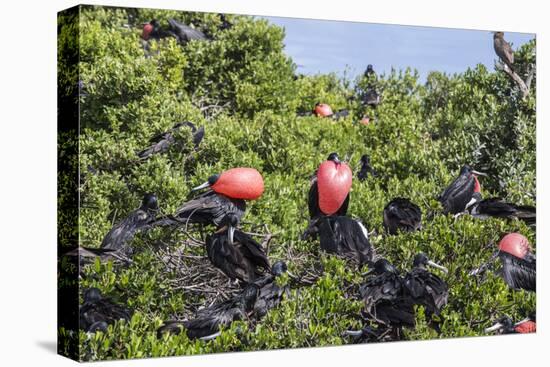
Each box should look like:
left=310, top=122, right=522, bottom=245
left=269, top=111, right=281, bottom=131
left=205, top=213, right=270, bottom=284
left=469, top=233, right=536, bottom=292
left=153, top=167, right=263, bottom=228
left=494, top=32, right=514, bottom=72
left=383, top=198, right=422, bottom=235
left=438, top=165, right=486, bottom=215
left=80, top=288, right=132, bottom=333
left=485, top=313, right=536, bottom=334
left=137, top=121, right=204, bottom=160
left=100, top=193, right=159, bottom=256
left=357, top=154, right=378, bottom=181
left=467, top=197, right=536, bottom=226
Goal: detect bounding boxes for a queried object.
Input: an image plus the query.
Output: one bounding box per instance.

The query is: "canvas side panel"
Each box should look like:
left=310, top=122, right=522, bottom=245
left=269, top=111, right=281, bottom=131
left=57, top=5, right=81, bottom=362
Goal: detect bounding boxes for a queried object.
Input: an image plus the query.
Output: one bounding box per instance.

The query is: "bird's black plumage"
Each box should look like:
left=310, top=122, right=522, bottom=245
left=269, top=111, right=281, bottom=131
left=331, top=109, right=350, bottom=120
left=468, top=197, right=536, bottom=226
left=403, top=253, right=448, bottom=316
left=79, top=288, right=132, bottom=333
left=250, top=261, right=289, bottom=319
left=360, top=259, right=405, bottom=315
left=499, top=252, right=536, bottom=292
left=383, top=198, right=422, bottom=235
left=316, top=216, right=374, bottom=265
left=362, top=89, right=380, bottom=107
left=155, top=189, right=246, bottom=228
left=100, top=193, right=158, bottom=255
left=158, top=284, right=259, bottom=339
left=167, top=18, right=208, bottom=45
left=144, top=19, right=174, bottom=41
left=206, top=214, right=270, bottom=283
left=438, top=165, right=480, bottom=214
left=137, top=121, right=204, bottom=160
left=357, top=154, right=378, bottom=181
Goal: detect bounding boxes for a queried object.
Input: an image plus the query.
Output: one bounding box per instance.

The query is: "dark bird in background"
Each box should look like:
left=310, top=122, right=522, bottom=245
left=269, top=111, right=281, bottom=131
left=494, top=32, right=514, bottom=72
left=362, top=89, right=381, bottom=107
left=485, top=313, right=536, bottom=334
left=141, top=19, right=208, bottom=45
left=467, top=197, right=536, bottom=226
left=80, top=288, right=132, bottom=333
left=205, top=213, right=270, bottom=283
left=438, top=165, right=486, bottom=215
left=158, top=283, right=259, bottom=340
left=218, top=13, right=232, bottom=31
left=357, top=154, right=378, bottom=181
left=383, top=198, right=422, bottom=235
left=167, top=18, right=209, bottom=45
left=313, top=216, right=374, bottom=265
left=403, top=253, right=449, bottom=318
left=331, top=109, right=350, bottom=120
left=469, top=233, right=536, bottom=292
left=364, top=64, right=376, bottom=79
left=308, top=152, right=352, bottom=219
left=137, top=121, right=204, bottom=160
left=100, top=193, right=158, bottom=256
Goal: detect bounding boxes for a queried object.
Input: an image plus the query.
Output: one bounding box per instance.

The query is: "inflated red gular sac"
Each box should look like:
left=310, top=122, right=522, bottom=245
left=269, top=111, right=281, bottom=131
left=313, top=103, right=334, bottom=118
left=142, top=23, right=153, bottom=40
left=193, top=167, right=264, bottom=200
left=317, top=153, right=353, bottom=215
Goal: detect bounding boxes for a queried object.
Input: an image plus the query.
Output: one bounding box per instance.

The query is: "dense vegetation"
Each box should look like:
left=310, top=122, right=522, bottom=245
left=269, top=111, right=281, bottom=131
left=58, top=5, right=536, bottom=361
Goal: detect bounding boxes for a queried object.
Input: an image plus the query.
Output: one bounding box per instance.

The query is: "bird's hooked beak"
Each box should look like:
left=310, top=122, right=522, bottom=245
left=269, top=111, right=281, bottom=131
left=427, top=260, right=449, bottom=274
left=192, top=181, right=211, bottom=191
left=485, top=322, right=504, bottom=333
left=227, top=224, right=236, bottom=245
left=471, top=170, right=487, bottom=177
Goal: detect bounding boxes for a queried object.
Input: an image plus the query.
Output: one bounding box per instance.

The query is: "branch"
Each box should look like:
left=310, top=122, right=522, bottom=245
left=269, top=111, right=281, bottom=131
left=497, top=62, right=530, bottom=98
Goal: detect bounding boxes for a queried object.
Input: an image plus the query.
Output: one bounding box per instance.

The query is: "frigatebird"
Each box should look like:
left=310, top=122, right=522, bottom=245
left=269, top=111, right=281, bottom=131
left=167, top=18, right=209, bottom=45
left=494, top=32, right=514, bottom=71
left=308, top=153, right=352, bottom=219
left=467, top=197, right=536, bottom=226
left=345, top=259, right=414, bottom=341
left=80, top=288, right=132, bottom=333
left=137, top=121, right=204, bottom=160
left=205, top=213, right=270, bottom=283
left=469, top=233, right=536, bottom=292
left=357, top=154, right=378, bottom=181
left=158, top=283, right=259, bottom=340
left=364, top=64, right=376, bottom=79
left=312, top=103, right=334, bottom=117
left=312, top=216, right=374, bottom=265
left=403, top=253, right=449, bottom=317
left=153, top=167, right=263, bottom=228
left=141, top=19, right=173, bottom=41
left=438, top=165, right=486, bottom=214
left=100, top=193, right=158, bottom=255
left=383, top=198, right=422, bottom=235
left=362, top=89, right=380, bottom=107
left=250, top=261, right=290, bottom=319
left=485, top=313, right=536, bottom=334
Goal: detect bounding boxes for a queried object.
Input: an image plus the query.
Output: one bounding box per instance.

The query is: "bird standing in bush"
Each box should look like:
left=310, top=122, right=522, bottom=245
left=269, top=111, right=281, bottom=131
left=438, top=165, right=486, bottom=215
left=494, top=32, right=514, bottom=72
left=383, top=198, right=422, bottom=235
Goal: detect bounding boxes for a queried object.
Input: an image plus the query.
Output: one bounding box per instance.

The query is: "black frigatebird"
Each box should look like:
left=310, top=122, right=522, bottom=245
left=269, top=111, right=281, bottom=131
left=467, top=197, right=536, bottom=226
left=141, top=19, right=173, bottom=41
left=167, top=18, right=209, bottom=45
left=80, top=288, right=132, bottom=333
left=158, top=283, right=259, bottom=340
left=485, top=313, right=536, bottom=334
left=357, top=154, right=378, bottom=181
left=494, top=32, right=514, bottom=72
left=153, top=167, right=263, bottom=228
left=345, top=259, right=415, bottom=342
left=364, top=64, right=376, bottom=79
left=205, top=213, right=270, bottom=283
left=470, top=233, right=535, bottom=292
left=403, top=253, right=449, bottom=317
left=383, top=198, right=422, bottom=235
left=438, top=165, right=486, bottom=215
left=100, top=193, right=158, bottom=255
left=362, top=89, right=380, bottom=108
left=308, top=153, right=352, bottom=219
left=306, top=216, right=374, bottom=265
left=251, top=261, right=290, bottom=319
left=137, top=121, right=204, bottom=160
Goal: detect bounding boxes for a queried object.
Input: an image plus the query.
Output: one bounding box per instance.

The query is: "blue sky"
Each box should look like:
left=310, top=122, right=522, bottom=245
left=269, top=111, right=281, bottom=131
left=264, top=16, right=535, bottom=82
